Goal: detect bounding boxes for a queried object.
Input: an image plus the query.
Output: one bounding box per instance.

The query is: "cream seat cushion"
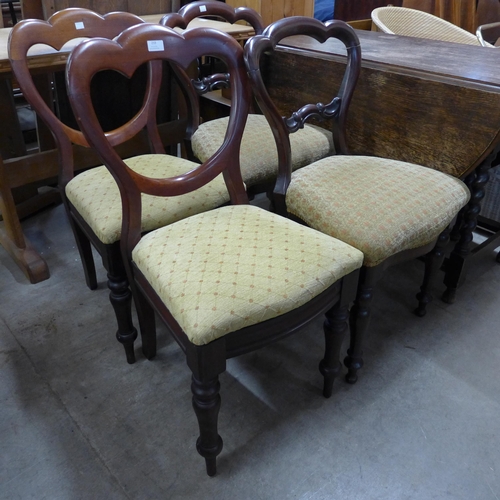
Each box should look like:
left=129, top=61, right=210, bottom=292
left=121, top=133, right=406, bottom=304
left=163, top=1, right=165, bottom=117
left=65, top=154, right=230, bottom=244
left=132, top=205, right=363, bottom=345
left=192, top=114, right=334, bottom=187
left=286, top=156, right=470, bottom=267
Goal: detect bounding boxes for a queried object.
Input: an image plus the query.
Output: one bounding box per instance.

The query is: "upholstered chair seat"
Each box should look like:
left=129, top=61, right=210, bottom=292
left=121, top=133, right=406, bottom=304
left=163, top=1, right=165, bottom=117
left=192, top=114, right=334, bottom=187
left=286, top=156, right=470, bottom=267
left=65, top=154, right=229, bottom=244
left=133, top=204, right=363, bottom=346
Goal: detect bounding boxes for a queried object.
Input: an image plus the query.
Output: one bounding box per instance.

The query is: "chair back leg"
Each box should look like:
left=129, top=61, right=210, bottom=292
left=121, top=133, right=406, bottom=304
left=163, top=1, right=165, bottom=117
left=344, top=270, right=377, bottom=384
left=320, top=303, right=350, bottom=398
left=414, top=226, right=451, bottom=317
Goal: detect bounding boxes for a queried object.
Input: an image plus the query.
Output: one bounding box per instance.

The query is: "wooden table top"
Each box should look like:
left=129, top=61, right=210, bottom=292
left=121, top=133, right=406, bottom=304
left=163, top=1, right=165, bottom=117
left=0, top=14, right=255, bottom=74
left=267, top=29, right=500, bottom=177
left=280, top=29, right=500, bottom=91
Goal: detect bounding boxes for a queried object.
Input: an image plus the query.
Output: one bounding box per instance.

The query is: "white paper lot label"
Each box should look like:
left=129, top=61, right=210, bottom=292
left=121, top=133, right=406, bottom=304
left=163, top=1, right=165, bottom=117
left=147, top=40, right=164, bottom=52
left=75, top=22, right=85, bottom=30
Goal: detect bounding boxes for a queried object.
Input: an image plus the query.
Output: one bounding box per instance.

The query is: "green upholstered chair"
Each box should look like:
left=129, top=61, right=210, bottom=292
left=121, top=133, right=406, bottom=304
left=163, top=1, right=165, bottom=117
left=245, top=16, right=471, bottom=384
left=66, top=22, right=364, bottom=476
left=161, top=1, right=335, bottom=196
left=8, top=8, right=230, bottom=363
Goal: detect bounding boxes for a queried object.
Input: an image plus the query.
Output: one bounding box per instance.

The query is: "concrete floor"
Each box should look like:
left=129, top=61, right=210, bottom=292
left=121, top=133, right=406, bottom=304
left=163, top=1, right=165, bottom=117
left=1, top=202, right=500, bottom=500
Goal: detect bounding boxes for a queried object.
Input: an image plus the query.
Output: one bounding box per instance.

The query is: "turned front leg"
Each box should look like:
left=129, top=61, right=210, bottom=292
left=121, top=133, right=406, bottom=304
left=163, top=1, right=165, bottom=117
left=107, top=271, right=138, bottom=364
left=191, top=376, right=223, bottom=477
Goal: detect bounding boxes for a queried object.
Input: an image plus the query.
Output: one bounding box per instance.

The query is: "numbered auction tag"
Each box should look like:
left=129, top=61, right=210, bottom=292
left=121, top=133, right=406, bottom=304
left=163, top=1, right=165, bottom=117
left=199, top=5, right=207, bottom=12
left=147, top=40, right=164, bottom=52
left=75, top=22, right=85, bottom=30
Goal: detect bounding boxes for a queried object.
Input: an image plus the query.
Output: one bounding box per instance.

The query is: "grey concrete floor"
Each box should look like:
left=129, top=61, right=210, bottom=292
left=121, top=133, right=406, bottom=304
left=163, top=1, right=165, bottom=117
left=1, top=202, right=500, bottom=500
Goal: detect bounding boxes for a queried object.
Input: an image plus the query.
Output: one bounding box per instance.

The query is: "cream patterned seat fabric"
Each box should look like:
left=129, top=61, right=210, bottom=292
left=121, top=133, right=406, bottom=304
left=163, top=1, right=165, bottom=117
left=65, top=154, right=229, bottom=244
left=371, top=6, right=483, bottom=45
left=286, top=156, right=470, bottom=267
left=192, top=114, right=334, bottom=187
left=133, top=204, right=364, bottom=345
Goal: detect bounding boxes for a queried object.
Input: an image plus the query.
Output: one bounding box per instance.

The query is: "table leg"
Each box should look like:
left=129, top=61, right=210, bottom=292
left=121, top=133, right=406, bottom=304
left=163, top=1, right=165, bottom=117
left=0, top=155, right=49, bottom=282
left=0, top=75, right=52, bottom=283
left=442, top=150, right=497, bottom=303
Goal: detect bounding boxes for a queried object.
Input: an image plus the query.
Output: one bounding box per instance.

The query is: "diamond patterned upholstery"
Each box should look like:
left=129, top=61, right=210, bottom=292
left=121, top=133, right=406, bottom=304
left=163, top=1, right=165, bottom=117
left=286, top=156, right=470, bottom=267
left=65, top=154, right=229, bottom=244
left=192, top=114, right=333, bottom=187
left=133, top=204, right=363, bottom=345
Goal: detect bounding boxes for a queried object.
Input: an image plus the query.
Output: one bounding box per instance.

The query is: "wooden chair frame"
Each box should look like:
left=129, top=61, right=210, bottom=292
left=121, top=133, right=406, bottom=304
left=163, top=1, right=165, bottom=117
left=67, top=23, right=362, bottom=476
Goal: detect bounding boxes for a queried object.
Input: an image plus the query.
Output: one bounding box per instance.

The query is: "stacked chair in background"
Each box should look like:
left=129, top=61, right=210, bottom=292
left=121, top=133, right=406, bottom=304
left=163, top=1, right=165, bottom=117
left=162, top=2, right=336, bottom=198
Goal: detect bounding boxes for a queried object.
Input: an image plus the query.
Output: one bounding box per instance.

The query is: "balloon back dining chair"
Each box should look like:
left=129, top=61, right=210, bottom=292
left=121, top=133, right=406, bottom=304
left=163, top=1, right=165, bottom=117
left=66, top=21, right=364, bottom=475
left=244, top=16, right=471, bottom=383
left=9, top=8, right=231, bottom=363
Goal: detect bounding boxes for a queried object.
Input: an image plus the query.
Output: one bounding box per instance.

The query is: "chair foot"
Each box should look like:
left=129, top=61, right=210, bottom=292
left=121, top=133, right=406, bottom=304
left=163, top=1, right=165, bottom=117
left=441, top=287, right=456, bottom=304
left=192, top=375, right=223, bottom=476
left=133, top=286, right=157, bottom=360
left=344, top=351, right=362, bottom=384
left=319, top=358, right=340, bottom=398
left=414, top=286, right=432, bottom=317
left=414, top=296, right=430, bottom=317
left=205, top=457, right=217, bottom=477
left=142, top=344, right=156, bottom=361
left=123, top=342, right=136, bottom=365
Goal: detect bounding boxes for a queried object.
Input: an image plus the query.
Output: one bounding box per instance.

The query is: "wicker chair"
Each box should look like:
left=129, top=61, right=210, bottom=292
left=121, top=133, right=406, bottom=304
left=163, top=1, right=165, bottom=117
left=372, top=6, right=486, bottom=45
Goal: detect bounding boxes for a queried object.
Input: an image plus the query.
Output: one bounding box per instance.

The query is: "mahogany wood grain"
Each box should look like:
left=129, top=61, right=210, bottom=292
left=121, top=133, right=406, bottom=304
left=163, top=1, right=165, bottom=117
left=477, top=0, right=500, bottom=27
left=22, top=0, right=44, bottom=19
left=402, top=0, right=477, bottom=32
left=226, top=0, right=313, bottom=26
